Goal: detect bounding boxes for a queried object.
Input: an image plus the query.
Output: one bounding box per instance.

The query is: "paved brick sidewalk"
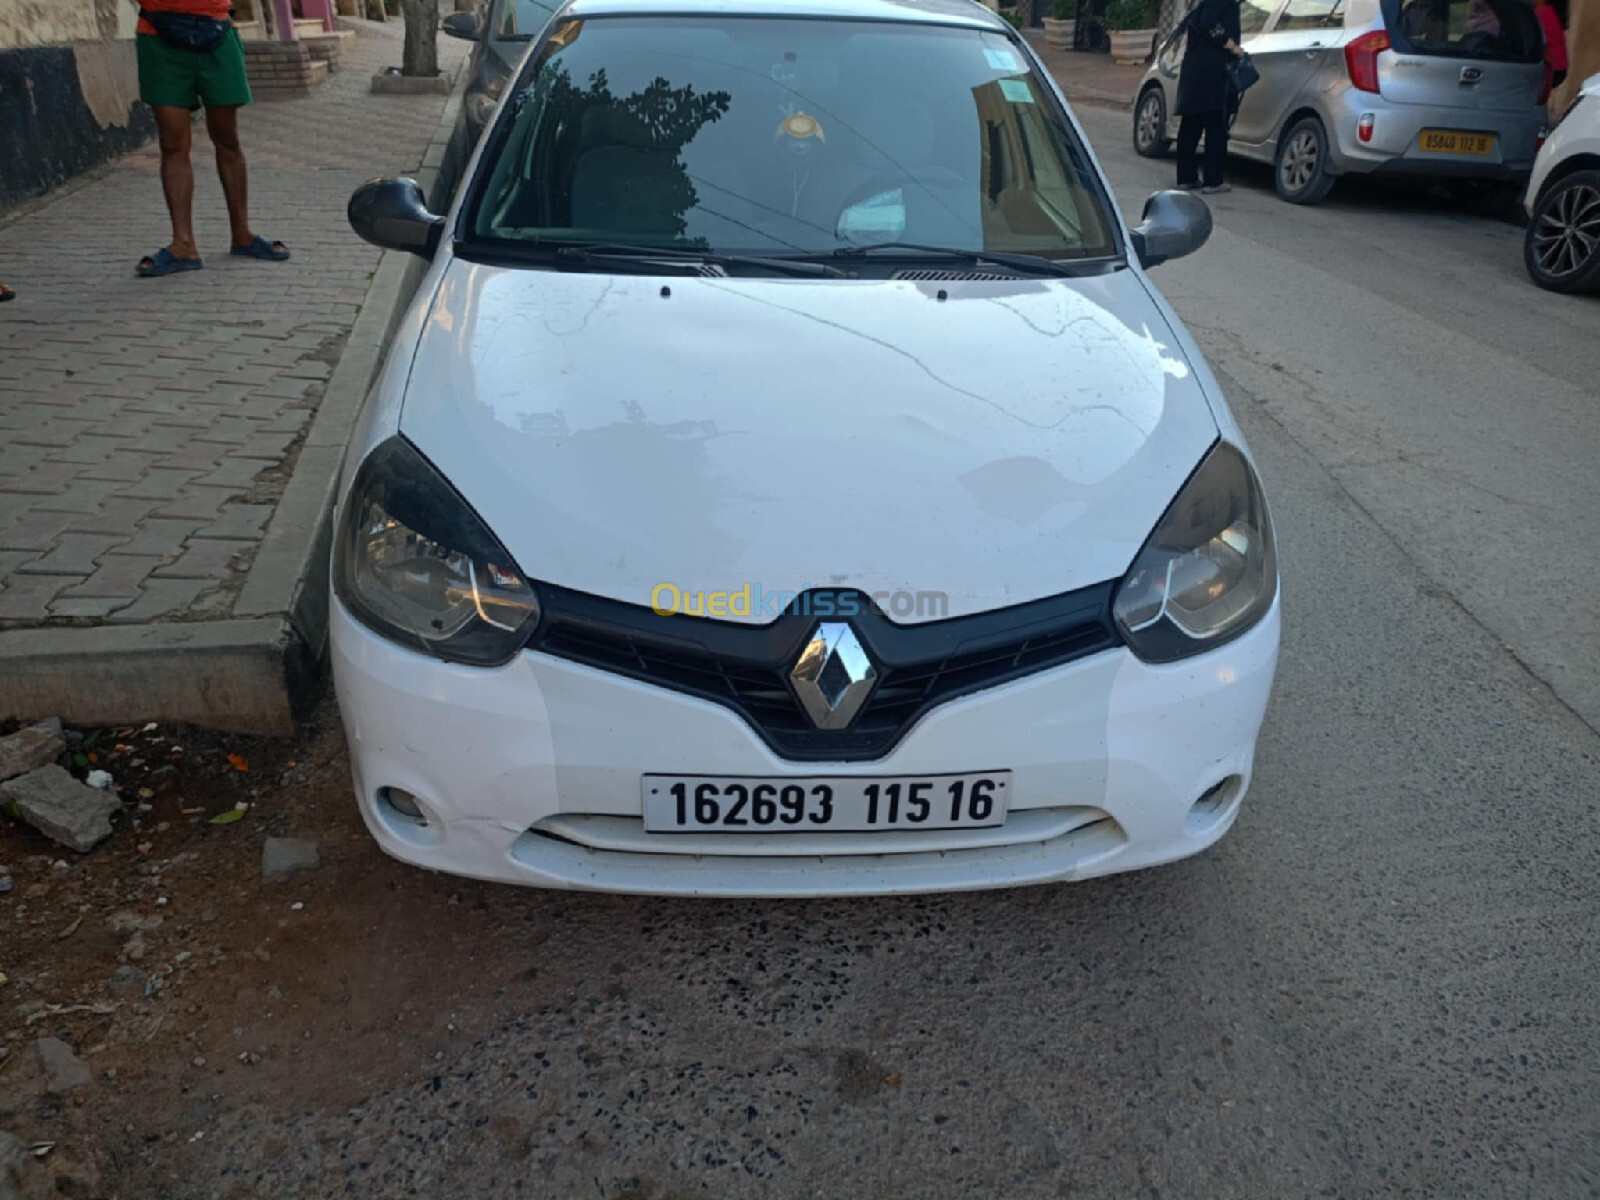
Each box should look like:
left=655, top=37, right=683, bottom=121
left=1025, top=33, right=1148, bottom=111
left=0, top=21, right=466, bottom=626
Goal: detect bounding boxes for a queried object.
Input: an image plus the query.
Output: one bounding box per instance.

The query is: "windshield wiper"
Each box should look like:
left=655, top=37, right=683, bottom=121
left=557, top=243, right=849, bottom=279
left=832, top=242, right=1116, bottom=277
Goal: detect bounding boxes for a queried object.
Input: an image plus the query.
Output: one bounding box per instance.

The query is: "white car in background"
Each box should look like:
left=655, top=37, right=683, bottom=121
left=334, top=0, right=1281, bottom=897
left=1524, top=73, right=1600, bottom=293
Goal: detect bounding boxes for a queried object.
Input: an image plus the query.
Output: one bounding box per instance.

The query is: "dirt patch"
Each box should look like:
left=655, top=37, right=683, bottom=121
left=0, top=696, right=540, bottom=1193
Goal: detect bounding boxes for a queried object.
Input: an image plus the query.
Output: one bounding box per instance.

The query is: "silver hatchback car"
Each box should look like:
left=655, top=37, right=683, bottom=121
left=1133, top=0, right=1549, bottom=204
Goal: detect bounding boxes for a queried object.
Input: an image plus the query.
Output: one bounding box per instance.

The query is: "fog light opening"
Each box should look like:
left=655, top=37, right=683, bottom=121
left=1186, top=775, right=1243, bottom=833
left=379, top=786, right=429, bottom=826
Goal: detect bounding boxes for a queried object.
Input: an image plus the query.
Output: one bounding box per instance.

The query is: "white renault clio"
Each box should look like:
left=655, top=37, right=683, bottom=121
left=335, top=0, right=1280, bottom=897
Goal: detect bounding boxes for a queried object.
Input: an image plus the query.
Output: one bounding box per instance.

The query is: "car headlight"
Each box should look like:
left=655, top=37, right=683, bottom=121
left=1113, top=441, right=1277, bottom=663
left=333, top=437, right=540, bottom=666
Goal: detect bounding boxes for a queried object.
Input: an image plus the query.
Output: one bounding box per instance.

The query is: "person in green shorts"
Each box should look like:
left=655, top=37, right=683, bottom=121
left=135, top=2, right=291, bottom=277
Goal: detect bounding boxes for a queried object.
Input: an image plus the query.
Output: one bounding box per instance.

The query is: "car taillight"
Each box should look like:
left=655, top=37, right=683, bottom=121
left=1345, top=30, right=1388, bottom=94
left=1357, top=113, right=1375, bottom=143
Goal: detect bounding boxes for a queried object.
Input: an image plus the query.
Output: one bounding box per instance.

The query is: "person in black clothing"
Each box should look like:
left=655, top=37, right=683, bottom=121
left=1175, top=0, right=1245, bottom=194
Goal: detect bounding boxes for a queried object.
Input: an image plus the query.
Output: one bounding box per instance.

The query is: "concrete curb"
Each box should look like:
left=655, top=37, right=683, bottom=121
left=234, top=56, right=471, bottom=719
left=0, top=64, right=472, bottom=737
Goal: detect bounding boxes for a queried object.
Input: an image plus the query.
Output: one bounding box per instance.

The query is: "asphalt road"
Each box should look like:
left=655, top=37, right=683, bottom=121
left=178, top=112, right=1600, bottom=1198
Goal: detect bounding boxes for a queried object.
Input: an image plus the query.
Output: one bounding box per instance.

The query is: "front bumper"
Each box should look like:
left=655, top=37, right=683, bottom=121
left=1324, top=90, right=1542, bottom=180
left=330, top=595, right=1281, bottom=897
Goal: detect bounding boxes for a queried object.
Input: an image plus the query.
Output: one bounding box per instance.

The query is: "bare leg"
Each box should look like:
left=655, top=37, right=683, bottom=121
left=205, top=105, right=253, bottom=248
left=151, top=105, right=200, bottom=261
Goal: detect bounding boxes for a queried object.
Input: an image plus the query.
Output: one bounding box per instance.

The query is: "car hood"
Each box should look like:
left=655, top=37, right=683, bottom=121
left=398, top=260, right=1219, bottom=622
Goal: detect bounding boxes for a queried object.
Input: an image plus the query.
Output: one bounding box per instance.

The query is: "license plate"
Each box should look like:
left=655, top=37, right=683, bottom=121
left=1418, top=130, right=1496, bottom=156
left=642, top=772, right=1012, bottom=833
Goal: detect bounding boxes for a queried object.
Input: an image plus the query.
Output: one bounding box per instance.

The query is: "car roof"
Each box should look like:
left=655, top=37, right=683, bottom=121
left=560, top=0, right=1007, bottom=32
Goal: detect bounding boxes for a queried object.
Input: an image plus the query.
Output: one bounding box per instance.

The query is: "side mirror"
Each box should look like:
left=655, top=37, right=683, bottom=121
left=1129, top=189, right=1213, bottom=269
left=441, top=11, right=480, bottom=39
left=348, top=177, right=446, bottom=258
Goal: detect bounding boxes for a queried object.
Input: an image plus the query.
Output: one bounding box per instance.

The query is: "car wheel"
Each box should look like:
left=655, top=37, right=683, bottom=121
left=1524, top=169, right=1600, bottom=294
left=1274, top=117, right=1336, bottom=205
left=1134, top=87, right=1170, bottom=158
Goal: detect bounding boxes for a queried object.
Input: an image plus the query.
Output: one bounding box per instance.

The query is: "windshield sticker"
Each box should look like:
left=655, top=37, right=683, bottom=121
left=999, top=78, right=1035, bottom=104
left=984, top=47, right=1021, bottom=72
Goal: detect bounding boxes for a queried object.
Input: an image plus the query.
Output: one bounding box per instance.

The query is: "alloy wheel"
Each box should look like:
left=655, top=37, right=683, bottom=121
left=1533, top=182, right=1600, bottom=280
left=1281, top=129, right=1319, bottom=194
left=1137, top=95, right=1162, bottom=151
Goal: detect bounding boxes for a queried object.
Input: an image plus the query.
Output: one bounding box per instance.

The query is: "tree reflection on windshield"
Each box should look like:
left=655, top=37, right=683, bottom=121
left=493, top=64, right=732, bottom=245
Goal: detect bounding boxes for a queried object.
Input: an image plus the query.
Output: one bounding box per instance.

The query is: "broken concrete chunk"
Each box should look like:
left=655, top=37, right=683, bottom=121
left=0, top=766, right=120, bottom=853
left=0, top=718, right=64, bottom=784
left=262, top=838, right=321, bottom=879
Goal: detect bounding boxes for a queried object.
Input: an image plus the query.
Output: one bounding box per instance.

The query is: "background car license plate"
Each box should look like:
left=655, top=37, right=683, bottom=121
left=1419, top=130, right=1495, bottom=156
left=643, top=772, right=1012, bottom=833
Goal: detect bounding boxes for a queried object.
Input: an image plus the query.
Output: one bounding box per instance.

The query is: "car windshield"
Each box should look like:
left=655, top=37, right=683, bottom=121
left=1386, top=0, right=1543, bottom=62
left=497, top=0, right=558, bottom=39
left=465, top=15, right=1118, bottom=262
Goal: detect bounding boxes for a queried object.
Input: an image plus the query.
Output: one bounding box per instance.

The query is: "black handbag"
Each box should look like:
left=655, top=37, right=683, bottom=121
left=140, top=8, right=231, bottom=52
left=1227, top=53, right=1261, bottom=94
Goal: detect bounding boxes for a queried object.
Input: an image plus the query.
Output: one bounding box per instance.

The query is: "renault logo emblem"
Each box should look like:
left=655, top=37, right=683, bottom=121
left=790, top=622, right=877, bottom=730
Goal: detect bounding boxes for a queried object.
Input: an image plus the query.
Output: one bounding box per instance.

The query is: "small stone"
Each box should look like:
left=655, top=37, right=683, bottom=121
left=290, top=902, right=305, bottom=912
left=33, top=1036, right=91, bottom=1094
left=107, top=911, right=162, bottom=935
left=0, top=767, right=121, bottom=853
left=191, top=1056, right=206, bottom=1068
left=0, top=876, right=12, bottom=895
left=155, top=897, right=169, bottom=907
left=105, top=1067, right=118, bottom=1080
left=262, top=838, right=321, bottom=880
left=0, top=717, right=65, bottom=783
left=85, top=769, right=114, bottom=791
left=124, top=934, right=147, bottom=963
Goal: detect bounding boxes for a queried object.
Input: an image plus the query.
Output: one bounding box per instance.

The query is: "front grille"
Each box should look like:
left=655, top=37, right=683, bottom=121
left=530, top=585, right=1121, bottom=762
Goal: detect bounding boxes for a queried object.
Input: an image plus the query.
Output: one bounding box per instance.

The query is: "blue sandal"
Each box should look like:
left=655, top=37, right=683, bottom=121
left=231, top=235, right=290, bottom=262
left=136, top=248, right=203, bottom=278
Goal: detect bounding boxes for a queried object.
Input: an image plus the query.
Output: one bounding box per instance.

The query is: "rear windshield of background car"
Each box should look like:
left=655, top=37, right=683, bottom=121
left=1384, top=0, right=1543, bottom=62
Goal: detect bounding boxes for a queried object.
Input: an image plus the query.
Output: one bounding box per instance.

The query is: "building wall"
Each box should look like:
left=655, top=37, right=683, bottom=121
left=0, top=0, right=152, bottom=212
